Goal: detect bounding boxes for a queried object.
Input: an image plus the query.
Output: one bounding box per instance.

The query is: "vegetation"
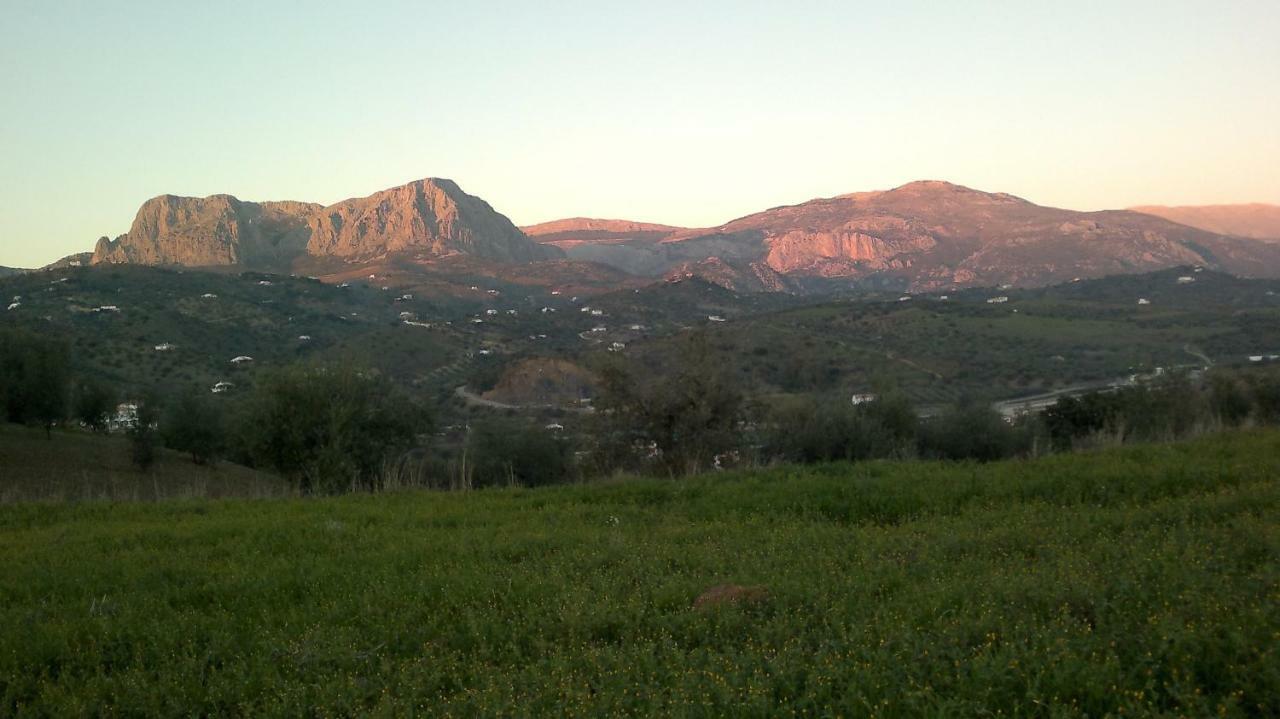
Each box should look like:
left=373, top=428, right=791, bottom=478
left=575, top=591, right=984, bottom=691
left=235, top=363, right=430, bottom=494
left=0, top=431, right=1275, bottom=715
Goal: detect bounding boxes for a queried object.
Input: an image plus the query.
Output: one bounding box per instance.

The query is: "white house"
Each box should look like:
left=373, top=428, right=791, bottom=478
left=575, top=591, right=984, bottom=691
left=1138, top=298, right=1151, bottom=305
left=257, top=280, right=273, bottom=286
left=154, top=343, right=175, bottom=351
left=6, top=302, right=18, bottom=311
left=898, top=296, right=912, bottom=302
left=590, top=326, right=607, bottom=333
left=298, top=335, right=312, bottom=341
left=211, top=381, right=234, bottom=394
left=95, top=305, right=119, bottom=312
left=851, top=393, right=878, bottom=405
left=485, top=309, right=498, bottom=316
left=1177, top=276, right=1196, bottom=284
left=230, top=355, right=254, bottom=364
left=708, top=315, right=726, bottom=322
left=550, top=290, right=562, bottom=296
left=201, top=293, right=218, bottom=299
left=506, top=309, right=518, bottom=315
left=987, top=296, right=1009, bottom=304
left=609, top=342, right=626, bottom=352
left=545, top=423, right=565, bottom=431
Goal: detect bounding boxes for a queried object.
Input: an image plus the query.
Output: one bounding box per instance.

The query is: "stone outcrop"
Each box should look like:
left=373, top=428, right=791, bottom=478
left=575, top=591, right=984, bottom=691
left=92, top=195, right=318, bottom=267
left=90, top=178, right=559, bottom=269
left=307, top=178, right=558, bottom=262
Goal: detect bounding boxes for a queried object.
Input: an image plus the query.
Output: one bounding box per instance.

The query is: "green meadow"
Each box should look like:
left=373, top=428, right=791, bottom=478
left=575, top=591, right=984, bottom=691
left=2, top=431, right=1277, bottom=716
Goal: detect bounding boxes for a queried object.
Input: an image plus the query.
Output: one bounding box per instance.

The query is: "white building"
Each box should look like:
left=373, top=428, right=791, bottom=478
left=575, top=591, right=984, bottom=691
left=987, top=296, right=1009, bottom=304
left=154, top=343, right=175, bottom=351
left=851, top=393, right=878, bottom=405
left=230, top=355, right=254, bottom=364
left=211, top=381, right=234, bottom=394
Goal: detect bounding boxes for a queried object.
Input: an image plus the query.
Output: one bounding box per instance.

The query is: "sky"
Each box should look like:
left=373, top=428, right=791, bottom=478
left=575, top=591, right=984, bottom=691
left=1, top=0, right=1278, bottom=267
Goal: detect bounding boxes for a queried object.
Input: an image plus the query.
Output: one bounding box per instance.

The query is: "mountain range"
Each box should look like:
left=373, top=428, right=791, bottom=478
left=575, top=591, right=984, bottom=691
left=78, top=177, right=1280, bottom=293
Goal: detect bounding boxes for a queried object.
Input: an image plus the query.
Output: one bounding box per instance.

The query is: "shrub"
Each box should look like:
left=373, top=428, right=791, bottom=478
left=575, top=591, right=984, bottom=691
left=465, top=418, right=574, bottom=488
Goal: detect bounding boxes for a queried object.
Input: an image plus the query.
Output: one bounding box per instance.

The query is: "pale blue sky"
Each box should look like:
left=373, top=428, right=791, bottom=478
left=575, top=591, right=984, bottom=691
left=2, top=0, right=1278, bottom=267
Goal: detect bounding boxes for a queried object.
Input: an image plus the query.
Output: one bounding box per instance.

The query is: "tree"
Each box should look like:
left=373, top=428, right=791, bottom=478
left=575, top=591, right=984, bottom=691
left=162, top=391, right=225, bottom=465
left=466, top=417, right=574, bottom=487
left=0, top=328, right=70, bottom=436
left=128, top=392, right=162, bottom=471
left=73, top=379, right=116, bottom=433
left=592, top=333, right=744, bottom=476
left=238, top=362, right=430, bottom=493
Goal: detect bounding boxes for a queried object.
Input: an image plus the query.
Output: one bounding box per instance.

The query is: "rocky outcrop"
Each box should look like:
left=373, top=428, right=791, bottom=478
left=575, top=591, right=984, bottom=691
left=1130, top=204, right=1280, bottom=241
left=307, top=178, right=559, bottom=262
left=92, top=195, right=318, bottom=267
left=90, top=178, right=560, bottom=269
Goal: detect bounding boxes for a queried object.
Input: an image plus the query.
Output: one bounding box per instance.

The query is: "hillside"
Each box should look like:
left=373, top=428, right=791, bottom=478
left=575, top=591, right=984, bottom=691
left=6, top=264, right=1280, bottom=422
left=0, top=424, right=287, bottom=502
left=1, top=431, right=1275, bottom=714
left=553, top=181, right=1280, bottom=291
left=1132, top=203, right=1280, bottom=241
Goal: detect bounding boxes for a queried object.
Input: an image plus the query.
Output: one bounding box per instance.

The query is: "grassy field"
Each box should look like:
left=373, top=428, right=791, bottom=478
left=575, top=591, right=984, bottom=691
left=1, top=431, right=1276, bottom=716
left=0, top=425, right=288, bottom=503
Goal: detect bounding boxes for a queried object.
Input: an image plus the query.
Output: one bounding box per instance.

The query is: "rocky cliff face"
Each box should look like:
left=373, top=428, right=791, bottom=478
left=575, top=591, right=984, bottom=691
left=90, top=178, right=560, bottom=269
left=307, top=179, right=559, bottom=262
left=1130, top=204, right=1280, bottom=241
left=544, top=181, right=1280, bottom=291
left=92, top=195, right=319, bottom=267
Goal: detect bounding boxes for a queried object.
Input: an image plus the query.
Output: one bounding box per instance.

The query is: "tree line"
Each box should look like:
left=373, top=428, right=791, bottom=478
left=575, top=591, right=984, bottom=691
left=6, top=325, right=1280, bottom=494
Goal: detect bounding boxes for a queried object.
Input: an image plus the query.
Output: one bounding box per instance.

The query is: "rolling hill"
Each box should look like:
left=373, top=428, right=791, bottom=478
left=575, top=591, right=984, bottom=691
left=1131, top=203, right=1280, bottom=241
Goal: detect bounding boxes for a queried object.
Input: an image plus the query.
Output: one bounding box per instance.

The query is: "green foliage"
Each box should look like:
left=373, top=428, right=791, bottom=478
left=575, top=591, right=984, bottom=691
left=237, top=362, right=430, bottom=493
left=593, top=333, right=745, bottom=475
left=918, top=402, right=1038, bottom=461
left=127, top=393, right=161, bottom=471
left=465, top=417, right=574, bottom=487
left=71, top=378, right=116, bottom=433
left=0, top=431, right=1276, bottom=715
left=0, top=327, right=70, bottom=434
left=766, top=394, right=919, bottom=463
left=161, top=391, right=225, bottom=465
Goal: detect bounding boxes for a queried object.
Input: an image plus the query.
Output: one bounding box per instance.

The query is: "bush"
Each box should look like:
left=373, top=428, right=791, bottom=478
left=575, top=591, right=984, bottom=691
left=592, top=333, right=745, bottom=476
left=0, top=328, right=70, bottom=435
left=72, top=379, right=116, bottom=433
left=465, top=418, right=574, bottom=488
left=766, top=394, right=918, bottom=464
left=919, top=402, right=1035, bottom=462
left=238, top=363, right=431, bottom=494
left=162, top=392, right=225, bottom=465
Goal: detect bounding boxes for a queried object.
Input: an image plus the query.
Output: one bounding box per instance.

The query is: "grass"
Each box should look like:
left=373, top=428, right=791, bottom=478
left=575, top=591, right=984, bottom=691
left=1, top=430, right=1277, bottom=716
left=0, top=425, right=289, bottom=503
